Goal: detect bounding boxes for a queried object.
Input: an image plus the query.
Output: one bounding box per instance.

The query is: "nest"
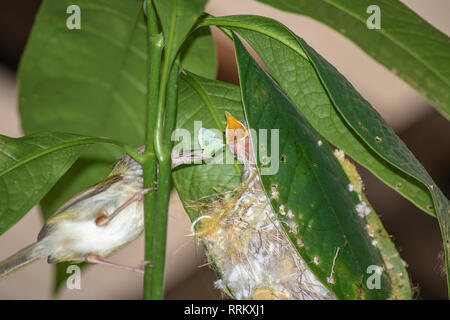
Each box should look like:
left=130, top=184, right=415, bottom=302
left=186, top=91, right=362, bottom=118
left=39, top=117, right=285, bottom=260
left=189, top=171, right=335, bottom=300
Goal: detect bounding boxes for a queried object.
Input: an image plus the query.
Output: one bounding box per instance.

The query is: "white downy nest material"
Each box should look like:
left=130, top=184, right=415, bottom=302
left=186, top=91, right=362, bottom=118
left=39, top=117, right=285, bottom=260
left=190, top=172, right=335, bottom=300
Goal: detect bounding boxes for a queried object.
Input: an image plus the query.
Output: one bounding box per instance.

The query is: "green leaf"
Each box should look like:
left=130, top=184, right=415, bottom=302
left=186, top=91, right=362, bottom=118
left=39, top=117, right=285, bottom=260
left=181, top=27, right=217, bottom=79
left=233, top=34, right=393, bottom=299
left=153, top=0, right=208, bottom=65
left=333, top=149, right=412, bottom=299
left=200, top=16, right=449, bottom=293
left=361, top=195, right=412, bottom=299
left=205, top=14, right=448, bottom=296
left=0, top=132, right=119, bottom=236
left=200, top=15, right=435, bottom=219
left=19, top=0, right=148, bottom=293
left=172, top=72, right=243, bottom=217
left=256, top=0, right=450, bottom=119
left=17, top=0, right=216, bottom=295
left=299, top=38, right=450, bottom=294
left=199, top=14, right=308, bottom=59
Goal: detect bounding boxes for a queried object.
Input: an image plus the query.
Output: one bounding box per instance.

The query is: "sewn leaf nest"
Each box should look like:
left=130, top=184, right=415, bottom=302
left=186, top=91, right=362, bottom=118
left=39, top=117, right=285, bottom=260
left=189, top=171, right=335, bottom=300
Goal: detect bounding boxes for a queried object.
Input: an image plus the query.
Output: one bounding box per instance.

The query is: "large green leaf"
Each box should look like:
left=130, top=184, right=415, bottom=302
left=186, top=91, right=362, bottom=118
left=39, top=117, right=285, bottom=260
left=181, top=27, right=217, bottom=79
left=173, top=72, right=243, bottom=219
left=200, top=15, right=438, bottom=218
left=153, top=0, right=208, bottom=66
left=200, top=15, right=450, bottom=293
left=0, top=132, right=119, bottom=236
left=256, top=0, right=450, bottom=120
left=17, top=0, right=216, bottom=294
left=299, top=38, right=450, bottom=294
left=233, top=34, right=393, bottom=299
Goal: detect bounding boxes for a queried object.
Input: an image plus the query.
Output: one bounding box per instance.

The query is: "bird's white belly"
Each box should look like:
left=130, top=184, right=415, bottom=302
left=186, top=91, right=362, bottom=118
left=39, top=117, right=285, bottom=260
left=52, top=201, right=144, bottom=259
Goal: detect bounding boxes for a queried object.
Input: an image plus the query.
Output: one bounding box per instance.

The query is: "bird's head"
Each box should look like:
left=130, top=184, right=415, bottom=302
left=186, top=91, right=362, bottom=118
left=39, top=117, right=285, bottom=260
left=225, top=112, right=254, bottom=166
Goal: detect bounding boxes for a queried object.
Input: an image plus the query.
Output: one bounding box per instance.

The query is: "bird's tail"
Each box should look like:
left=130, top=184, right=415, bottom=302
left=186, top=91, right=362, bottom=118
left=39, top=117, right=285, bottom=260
left=0, top=241, right=49, bottom=280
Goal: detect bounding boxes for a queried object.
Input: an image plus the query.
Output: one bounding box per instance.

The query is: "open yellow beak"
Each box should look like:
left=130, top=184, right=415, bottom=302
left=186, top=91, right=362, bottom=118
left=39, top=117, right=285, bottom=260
left=225, top=112, right=248, bottom=145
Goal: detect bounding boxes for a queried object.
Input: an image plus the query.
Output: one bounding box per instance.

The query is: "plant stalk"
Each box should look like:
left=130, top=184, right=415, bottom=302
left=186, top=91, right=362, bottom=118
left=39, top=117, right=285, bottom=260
left=144, top=0, right=181, bottom=299
left=147, top=51, right=180, bottom=301
left=143, top=0, right=163, bottom=300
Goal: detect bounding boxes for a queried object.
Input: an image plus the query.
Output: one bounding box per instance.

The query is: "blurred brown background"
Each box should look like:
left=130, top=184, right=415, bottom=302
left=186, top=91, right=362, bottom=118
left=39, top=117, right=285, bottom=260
left=0, top=0, right=449, bottom=299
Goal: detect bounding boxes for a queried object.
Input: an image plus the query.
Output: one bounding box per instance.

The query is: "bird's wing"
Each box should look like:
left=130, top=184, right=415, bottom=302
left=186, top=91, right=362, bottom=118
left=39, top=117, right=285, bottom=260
left=37, top=175, right=123, bottom=241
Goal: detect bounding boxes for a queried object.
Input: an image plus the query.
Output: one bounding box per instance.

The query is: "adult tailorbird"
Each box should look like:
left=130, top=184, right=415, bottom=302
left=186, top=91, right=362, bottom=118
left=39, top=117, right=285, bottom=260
left=0, top=146, right=208, bottom=279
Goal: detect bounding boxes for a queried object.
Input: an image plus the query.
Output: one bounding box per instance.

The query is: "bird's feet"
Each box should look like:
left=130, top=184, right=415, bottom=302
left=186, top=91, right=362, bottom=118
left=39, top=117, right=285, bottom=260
left=86, top=254, right=152, bottom=275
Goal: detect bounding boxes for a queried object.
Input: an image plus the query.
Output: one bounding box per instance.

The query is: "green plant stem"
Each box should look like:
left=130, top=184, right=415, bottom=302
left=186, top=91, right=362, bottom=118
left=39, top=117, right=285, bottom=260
left=143, top=0, right=163, bottom=300
left=154, top=61, right=173, bottom=162
left=146, top=53, right=179, bottom=300
left=164, top=58, right=180, bottom=146
left=143, top=0, right=182, bottom=299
